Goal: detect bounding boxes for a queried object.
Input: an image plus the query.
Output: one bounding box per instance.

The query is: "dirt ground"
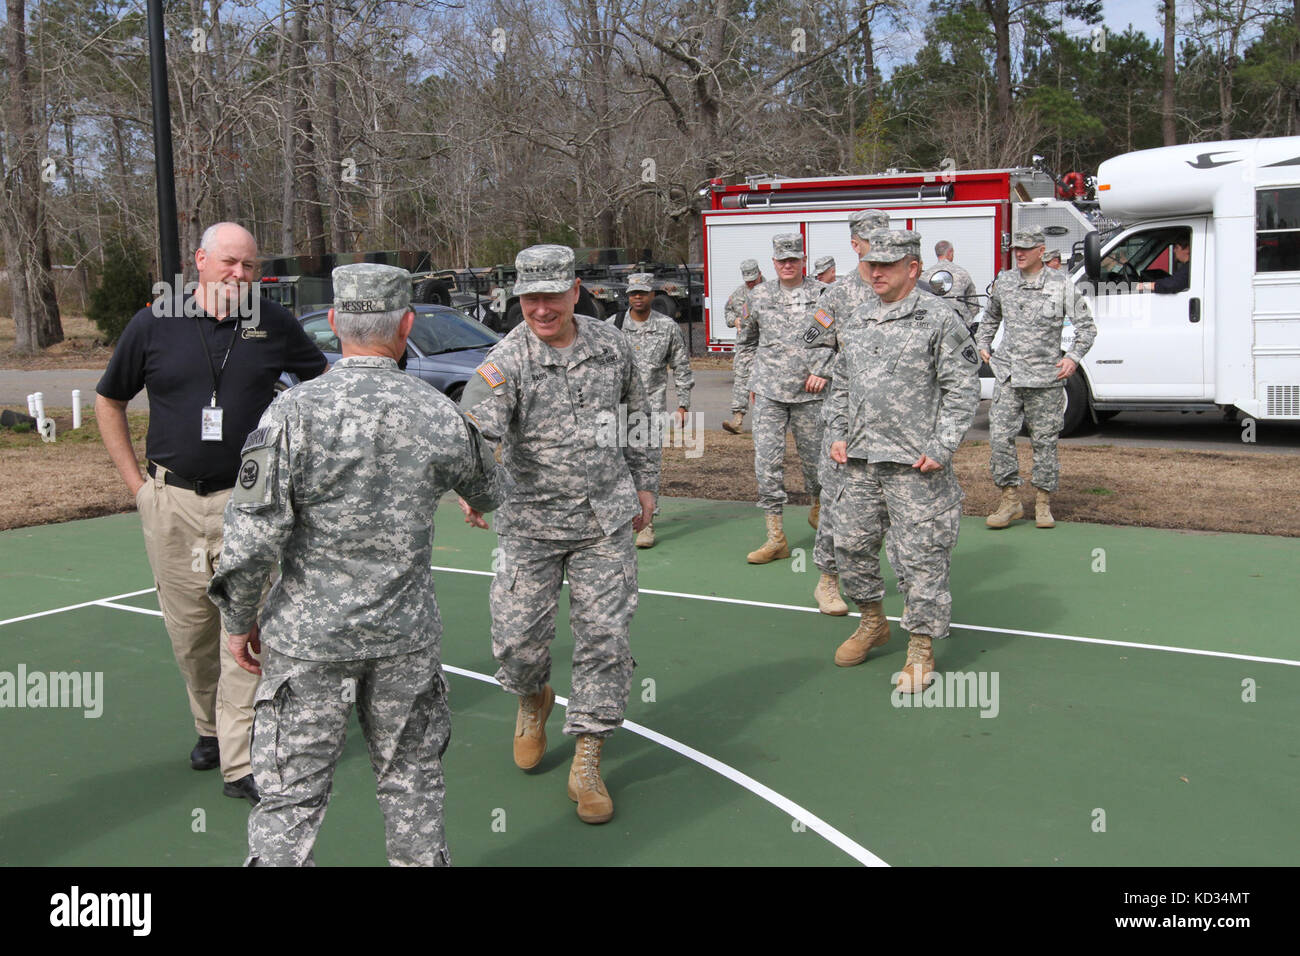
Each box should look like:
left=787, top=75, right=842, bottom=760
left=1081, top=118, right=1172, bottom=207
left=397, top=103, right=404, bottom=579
left=0, top=315, right=113, bottom=370
left=4, top=409, right=1299, bottom=536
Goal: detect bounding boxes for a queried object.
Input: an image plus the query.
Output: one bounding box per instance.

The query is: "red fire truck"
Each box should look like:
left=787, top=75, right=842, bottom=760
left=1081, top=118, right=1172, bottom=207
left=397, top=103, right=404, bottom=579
left=701, top=164, right=1102, bottom=350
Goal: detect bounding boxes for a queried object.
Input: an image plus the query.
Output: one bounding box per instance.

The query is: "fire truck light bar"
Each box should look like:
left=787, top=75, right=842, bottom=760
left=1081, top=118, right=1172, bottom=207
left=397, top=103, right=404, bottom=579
left=720, top=183, right=955, bottom=209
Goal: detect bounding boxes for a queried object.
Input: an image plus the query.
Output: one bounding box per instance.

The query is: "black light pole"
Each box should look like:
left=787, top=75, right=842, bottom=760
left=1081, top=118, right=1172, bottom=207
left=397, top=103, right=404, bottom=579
left=147, top=0, right=181, bottom=284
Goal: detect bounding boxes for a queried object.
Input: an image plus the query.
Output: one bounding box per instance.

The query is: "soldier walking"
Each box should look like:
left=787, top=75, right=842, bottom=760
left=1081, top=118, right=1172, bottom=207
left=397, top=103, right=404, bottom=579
left=978, top=227, right=1097, bottom=529
left=208, top=264, right=505, bottom=865
left=825, top=230, right=980, bottom=692
left=722, top=259, right=763, bottom=434
left=460, top=245, right=659, bottom=824
left=735, top=234, right=828, bottom=564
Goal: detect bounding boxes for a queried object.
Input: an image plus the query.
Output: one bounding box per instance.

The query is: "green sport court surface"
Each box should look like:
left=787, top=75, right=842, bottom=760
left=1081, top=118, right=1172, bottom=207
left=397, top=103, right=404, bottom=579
left=1, top=496, right=1297, bottom=867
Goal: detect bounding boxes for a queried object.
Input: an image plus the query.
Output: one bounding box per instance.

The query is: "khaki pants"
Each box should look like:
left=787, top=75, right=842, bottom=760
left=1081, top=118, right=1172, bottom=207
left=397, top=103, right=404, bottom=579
left=137, top=466, right=260, bottom=781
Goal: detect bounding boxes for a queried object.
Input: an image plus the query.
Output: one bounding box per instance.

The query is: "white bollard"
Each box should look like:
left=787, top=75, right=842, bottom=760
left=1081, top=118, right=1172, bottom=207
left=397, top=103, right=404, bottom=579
left=72, top=389, right=82, bottom=429
left=27, top=393, right=37, bottom=418
left=34, top=392, right=45, bottom=422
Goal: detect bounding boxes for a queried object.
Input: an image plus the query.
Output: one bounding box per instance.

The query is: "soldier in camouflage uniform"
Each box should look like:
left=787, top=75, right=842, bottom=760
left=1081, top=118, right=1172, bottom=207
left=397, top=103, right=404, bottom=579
left=722, top=259, right=763, bottom=434
left=801, top=209, right=905, bottom=617
left=825, top=230, right=980, bottom=693
left=813, top=254, right=836, bottom=284
left=1045, top=249, right=1062, bottom=271
left=608, top=272, right=692, bottom=549
left=208, top=264, right=506, bottom=866
left=977, top=227, right=1097, bottom=529
left=923, top=241, right=980, bottom=326
left=735, top=234, right=828, bottom=564
left=460, top=244, right=659, bottom=825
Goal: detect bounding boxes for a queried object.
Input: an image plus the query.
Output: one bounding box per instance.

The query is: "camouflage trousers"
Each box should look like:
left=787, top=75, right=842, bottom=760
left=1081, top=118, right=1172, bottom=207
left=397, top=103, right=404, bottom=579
left=731, top=347, right=754, bottom=414
left=753, top=394, right=823, bottom=515
left=247, top=645, right=451, bottom=867
left=491, top=527, right=637, bottom=737
left=988, top=383, right=1066, bottom=493
left=834, top=460, right=963, bottom=639
left=814, top=426, right=905, bottom=589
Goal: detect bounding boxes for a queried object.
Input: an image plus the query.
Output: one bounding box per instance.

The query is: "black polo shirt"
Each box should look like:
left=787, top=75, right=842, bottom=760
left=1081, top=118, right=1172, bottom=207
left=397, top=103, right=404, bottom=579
left=97, top=296, right=326, bottom=485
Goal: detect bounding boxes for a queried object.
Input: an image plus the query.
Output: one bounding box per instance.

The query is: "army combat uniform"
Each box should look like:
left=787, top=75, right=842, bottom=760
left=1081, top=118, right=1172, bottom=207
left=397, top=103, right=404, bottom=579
left=825, top=230, right=980, bottom=689
left=923, top=259, right=980, bottom=326
left=735, top=236, right=827, bottom=540
left=461, top=315, right=659, bottom=741
left=725, top=279, right=757, bottom=421
left=208, top=264, right=506, bottom=866
left=610, top=311, right=693, bottom=417
left=978, top=235, right=1097, bottom=503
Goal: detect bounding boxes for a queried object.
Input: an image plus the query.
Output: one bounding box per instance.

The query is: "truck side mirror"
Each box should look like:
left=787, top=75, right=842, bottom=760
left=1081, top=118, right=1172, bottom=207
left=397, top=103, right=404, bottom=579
left=929, top=270, right=953, bottom=296
left=1084, top=232, right=1101, bottom=282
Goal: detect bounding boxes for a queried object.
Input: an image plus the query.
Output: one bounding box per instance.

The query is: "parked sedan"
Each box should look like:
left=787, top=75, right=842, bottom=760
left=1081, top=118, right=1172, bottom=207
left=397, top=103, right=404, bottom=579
left=280, top=303, right=500, bottom=402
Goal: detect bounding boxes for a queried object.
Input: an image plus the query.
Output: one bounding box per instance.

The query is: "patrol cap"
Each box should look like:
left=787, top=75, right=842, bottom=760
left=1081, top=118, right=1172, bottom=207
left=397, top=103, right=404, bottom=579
left=861, top=229, right=922, bottom=264
left=626, top=272, right=655, bottom=293
left=1045, top=248, right=1061, bottom=261
left=332, top=263, right=412, bottom=313
left=1011, top=226, right=1046, bottom=249
left=740, top=258, right=761, bottom=281
left=813, top=255, right=835, bottom=275
left=772, top=233, right=804, bottom=260
left=512, top=244, right=577, bottom=295
left=849, top=209, right=890, bottom=240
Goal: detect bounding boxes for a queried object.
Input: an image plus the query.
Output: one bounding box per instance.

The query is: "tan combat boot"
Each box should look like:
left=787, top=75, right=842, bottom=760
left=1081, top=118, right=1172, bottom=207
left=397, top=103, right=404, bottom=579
left=721, top=411, right=745, bottom=434
left=567, top=734, right=613, bottom=824
left=814, top=572, right=849, bottom=616
left=985, top=485, right=1024, bottom=529
left=834, top=601, right=892, bottom=666
left=894, top=635, right=936, bottom=694
left=636, top=521, right=656, bottom=548
left=746, top=514, right=790, bottom=564
left=512, top=685, right=555, bottom=770
left=1035, top=488, right=1055, bottom=528
left=808, top=499, right=820, bottom=529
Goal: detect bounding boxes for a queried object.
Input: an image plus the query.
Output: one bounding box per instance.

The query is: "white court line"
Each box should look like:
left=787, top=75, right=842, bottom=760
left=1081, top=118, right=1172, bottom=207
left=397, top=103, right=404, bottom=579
left=23, top=592, right=884, bottom=866
left=442, top=664, right=886, bottom=867
left=430, top=565, right=1300, bottom=668
left=0, top=587, right=156, bottom=628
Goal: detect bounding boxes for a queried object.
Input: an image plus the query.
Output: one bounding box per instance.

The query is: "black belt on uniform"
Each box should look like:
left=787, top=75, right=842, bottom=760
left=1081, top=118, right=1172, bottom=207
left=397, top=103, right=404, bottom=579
left=147, top=461, right=235, bottom=497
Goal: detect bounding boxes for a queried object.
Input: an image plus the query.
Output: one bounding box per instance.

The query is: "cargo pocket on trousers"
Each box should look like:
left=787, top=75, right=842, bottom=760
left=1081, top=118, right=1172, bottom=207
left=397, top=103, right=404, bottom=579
left=252, top=673, right=293, bottom=795
left=923, top=502, right=962, bottom=552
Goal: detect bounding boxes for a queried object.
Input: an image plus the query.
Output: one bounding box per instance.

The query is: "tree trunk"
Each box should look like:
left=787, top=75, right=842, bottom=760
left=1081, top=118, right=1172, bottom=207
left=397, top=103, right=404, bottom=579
left=279, top=0, right=295, bottom=255
left=323, top=0, right=348, bottom=251
left=982, top=0, right=1013, bottom=132
left=291, top=2, right=326, bottom=258
left=1163, top=0, right=1177, bottom=145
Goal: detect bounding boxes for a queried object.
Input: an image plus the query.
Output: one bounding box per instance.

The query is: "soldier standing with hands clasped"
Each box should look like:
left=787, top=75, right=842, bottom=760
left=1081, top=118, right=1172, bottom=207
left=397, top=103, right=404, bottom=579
left=208, top=264, right=505, bottom=865
left=825, top=230, right=980, bottom=692
left=978, top=226, right=1097, bottom=530
left=460, top=244, right=659, bottom=825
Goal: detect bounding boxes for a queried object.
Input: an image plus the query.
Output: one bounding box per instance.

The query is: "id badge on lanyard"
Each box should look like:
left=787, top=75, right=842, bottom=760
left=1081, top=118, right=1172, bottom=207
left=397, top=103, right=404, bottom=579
left=201, top=396, right=224, bottom=442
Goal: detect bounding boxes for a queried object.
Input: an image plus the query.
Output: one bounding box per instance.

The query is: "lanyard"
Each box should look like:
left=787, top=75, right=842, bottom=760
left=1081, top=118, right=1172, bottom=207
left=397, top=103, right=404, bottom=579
left=195, top=314, right=238, bottom=407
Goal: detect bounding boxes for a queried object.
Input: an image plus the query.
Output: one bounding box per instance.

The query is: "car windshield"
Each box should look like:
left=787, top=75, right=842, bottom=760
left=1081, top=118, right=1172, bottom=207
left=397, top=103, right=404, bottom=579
left=409, top=308, right=499, bottom=355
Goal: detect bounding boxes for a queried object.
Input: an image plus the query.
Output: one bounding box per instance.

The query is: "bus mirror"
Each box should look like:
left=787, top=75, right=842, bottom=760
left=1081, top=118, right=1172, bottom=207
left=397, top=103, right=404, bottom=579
left=1084, top=232, right=1101, bottom=282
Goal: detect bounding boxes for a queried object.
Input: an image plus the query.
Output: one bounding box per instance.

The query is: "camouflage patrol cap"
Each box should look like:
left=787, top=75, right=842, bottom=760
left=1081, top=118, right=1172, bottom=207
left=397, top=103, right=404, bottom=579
left=513, top=244, right=577, bottom=295
left=332, top=263, right=412, bottom=313
left=813, top=255, right=835, bottom=275
left=1011, top=226, right=1046, bottom=249
left=849, top=208, right=890, bottom=240
left=626, top=272, right=654, bottom=294
left=1045, top=249, right=1062, bottom=261
left=772, top=233, right=804, bottom=260
left=740, top=258, right=761, bottom=281
left=861, top=229, right=922, bottom=263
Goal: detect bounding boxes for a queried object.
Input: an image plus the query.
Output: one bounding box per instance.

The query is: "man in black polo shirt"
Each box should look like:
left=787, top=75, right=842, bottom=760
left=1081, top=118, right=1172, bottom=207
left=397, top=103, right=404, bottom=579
left=96, top=222, right=326, bottom=803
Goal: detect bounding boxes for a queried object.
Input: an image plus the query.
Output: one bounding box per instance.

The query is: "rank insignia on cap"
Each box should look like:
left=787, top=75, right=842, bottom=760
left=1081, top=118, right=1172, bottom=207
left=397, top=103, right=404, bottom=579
left=477, top=362, right=506, bottom=389
left=814, top=308, right=833, bottom=329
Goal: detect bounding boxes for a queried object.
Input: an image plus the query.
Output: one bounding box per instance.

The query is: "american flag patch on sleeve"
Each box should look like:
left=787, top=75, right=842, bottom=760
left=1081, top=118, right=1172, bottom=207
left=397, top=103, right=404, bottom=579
left=813, top=308, right=833, bottom=329
left=477, top=362, right=506, bottom=389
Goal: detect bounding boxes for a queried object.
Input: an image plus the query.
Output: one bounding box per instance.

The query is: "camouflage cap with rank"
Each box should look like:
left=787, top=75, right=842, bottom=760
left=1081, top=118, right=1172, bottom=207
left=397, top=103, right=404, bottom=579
left=626, top=272, right=655, bottom=293
left=849, top=208, right=890, bottom=240
left=813, top=255, right=835, bottom=275
left=862, top=229, right=922, bottom=263
left=740, top=258, right=761, bottom=281
left=512, top=244, right=576, bottom=295
left=772, top=233, right=804, bottom=260
left=332, top=263, right=412, bottom=313
left=1011, top=226, right=1046, bottom=249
